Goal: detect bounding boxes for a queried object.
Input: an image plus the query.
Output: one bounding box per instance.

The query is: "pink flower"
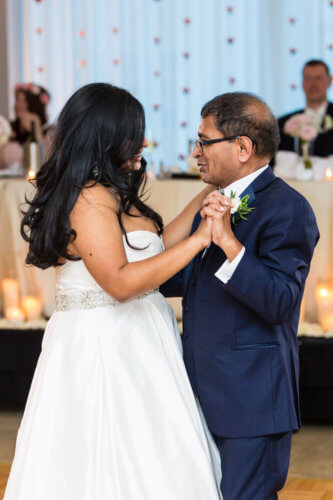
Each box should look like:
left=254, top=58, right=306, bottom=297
left=298, top=125, right=317, bottom=141
left=297, top=114, right=310, bottom=124
left=40, top=93, right=50, bottom=104
left=284, top=116, right=301, bottom=135
left=30, top=84, right=40, bottom=95
left=284, top=113, right=311, bottom=135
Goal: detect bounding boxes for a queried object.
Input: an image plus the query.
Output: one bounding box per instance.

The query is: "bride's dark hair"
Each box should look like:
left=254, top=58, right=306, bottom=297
left=21, top=83, right=163, bottom=269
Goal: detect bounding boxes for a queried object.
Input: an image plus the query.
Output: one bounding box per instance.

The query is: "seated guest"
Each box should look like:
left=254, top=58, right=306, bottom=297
left=0, top=115, right=13, bottom=170
left=0, top=84, right=52, bottom=171
left=278, top=59, right=333, bottom=157
left=10, top=83, right=51, bottom=144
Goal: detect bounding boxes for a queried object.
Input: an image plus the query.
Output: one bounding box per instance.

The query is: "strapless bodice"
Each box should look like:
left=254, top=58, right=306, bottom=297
left=55, top=230, right=164, bottom=295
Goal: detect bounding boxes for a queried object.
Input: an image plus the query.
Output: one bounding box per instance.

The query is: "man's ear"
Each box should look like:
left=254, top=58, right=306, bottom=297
left=238, top=136, right=253, bottom=163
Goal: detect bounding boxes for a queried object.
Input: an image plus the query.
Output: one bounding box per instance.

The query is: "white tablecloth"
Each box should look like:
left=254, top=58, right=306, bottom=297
left=0, top=176, right=331, bottom=322
left=0, top=178, right=56, bottom=317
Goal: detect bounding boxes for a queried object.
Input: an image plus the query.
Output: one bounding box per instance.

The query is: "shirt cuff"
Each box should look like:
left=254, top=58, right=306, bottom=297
left=214, top=246, right=246, bottom=284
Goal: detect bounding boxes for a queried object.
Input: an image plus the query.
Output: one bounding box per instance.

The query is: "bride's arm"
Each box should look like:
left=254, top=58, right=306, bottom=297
left=162, top=184, right=215, bottom=248
left=69, top=184, right=211, bottom=302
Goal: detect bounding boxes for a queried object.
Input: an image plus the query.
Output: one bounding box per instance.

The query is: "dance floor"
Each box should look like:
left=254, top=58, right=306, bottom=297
left=0, top=464, right=10, bottom=499
left=1, top=463, right=333, bottom=499
left=279, top=478, right=333, bottom=499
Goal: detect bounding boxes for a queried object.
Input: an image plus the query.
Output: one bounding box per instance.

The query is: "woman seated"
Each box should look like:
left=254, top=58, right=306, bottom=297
left=0, top=83, right=51, bottom=172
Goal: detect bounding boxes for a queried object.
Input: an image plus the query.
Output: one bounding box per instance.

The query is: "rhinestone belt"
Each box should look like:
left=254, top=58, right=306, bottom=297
left=55, top=288, right=159, bottom=312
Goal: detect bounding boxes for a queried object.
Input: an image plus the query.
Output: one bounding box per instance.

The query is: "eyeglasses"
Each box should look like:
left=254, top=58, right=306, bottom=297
left=195, top=135, right=257, bottom=154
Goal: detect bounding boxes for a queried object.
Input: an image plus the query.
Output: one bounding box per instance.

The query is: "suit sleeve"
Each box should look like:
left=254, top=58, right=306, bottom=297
left=159, top=211, right=202, bottom=298
left=159, top=271, right=184, bottom=297
left=219, top=197, right=319, bottom=325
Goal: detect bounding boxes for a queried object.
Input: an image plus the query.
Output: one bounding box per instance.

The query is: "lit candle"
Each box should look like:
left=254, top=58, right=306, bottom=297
left=27, top=168, right=36, bottom=180
left=22, top=296, right=42, bottom=321
left=316, top=280, right=333, bottom=331
left=2, top=278, right=20, bottom=311
left=6, top=306, right=24, bottom=323
left=321, top=312, right=333, bottom=332
left=325, top=167, right=333, bottom=182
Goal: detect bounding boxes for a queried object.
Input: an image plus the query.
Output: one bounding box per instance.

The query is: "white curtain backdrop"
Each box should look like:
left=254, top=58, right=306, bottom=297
left=6, top=0, right=333, bottom=168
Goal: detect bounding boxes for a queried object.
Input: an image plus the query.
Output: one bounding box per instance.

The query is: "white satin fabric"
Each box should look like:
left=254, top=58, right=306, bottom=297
left=4, top=231, right=222, bottom=500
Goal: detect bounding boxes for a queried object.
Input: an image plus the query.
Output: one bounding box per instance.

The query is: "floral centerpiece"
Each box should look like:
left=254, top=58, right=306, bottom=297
left=0, top=115, right=11, bottom=147
left=284, top=113, right=333, bottom=169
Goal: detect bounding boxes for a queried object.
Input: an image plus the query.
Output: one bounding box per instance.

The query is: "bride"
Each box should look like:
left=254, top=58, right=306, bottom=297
left=4, top=83, right=222, bottom=500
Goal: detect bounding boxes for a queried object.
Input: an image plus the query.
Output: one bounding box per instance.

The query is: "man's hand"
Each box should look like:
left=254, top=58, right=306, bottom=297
left=201, top=192, right=243, bottom=262
left=200, top=190, right=233, bottom=218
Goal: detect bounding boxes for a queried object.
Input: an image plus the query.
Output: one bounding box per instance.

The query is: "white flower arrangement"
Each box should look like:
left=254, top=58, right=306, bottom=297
left=0, top=115, right=11, bottom=147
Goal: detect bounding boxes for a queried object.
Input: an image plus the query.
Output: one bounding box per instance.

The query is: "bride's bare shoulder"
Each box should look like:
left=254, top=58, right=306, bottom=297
left=73, top=182, right=120, bottom=214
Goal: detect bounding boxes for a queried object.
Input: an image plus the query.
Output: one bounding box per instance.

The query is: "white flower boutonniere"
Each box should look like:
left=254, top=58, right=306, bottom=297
left=230, top=191, right=255, bottom=225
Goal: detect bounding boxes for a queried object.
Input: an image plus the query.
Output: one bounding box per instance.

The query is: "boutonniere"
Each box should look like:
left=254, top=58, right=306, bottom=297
left=323, top=114, right=333, bottom=132
left=230, top=191, right=255, bottom=225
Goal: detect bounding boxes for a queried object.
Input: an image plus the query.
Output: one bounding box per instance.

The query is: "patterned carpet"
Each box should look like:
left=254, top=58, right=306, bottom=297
left=1, top=463, right=333, bottom=499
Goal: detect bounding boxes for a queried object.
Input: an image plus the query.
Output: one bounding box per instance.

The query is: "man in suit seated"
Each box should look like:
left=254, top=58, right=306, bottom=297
left=278, top=59, right=333, bottom=157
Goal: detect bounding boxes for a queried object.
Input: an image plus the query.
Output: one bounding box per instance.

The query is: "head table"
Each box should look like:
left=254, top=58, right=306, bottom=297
left=0, top=178, right=56, bottom=318
left=0, top=175, right=332, bottom=323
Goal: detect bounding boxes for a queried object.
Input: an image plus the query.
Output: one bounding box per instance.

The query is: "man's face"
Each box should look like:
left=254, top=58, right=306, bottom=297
left=193, top=115, right=240, bottom=188
left=302, top=65, right=331, bottom=104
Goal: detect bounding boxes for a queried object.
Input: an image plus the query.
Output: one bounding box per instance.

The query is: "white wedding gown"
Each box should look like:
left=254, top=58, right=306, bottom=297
left=4, top=231, right=222, bottom=500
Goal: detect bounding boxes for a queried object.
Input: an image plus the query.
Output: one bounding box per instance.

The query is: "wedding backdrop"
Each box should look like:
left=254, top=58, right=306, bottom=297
left=5, top=0, right=333, bottom=168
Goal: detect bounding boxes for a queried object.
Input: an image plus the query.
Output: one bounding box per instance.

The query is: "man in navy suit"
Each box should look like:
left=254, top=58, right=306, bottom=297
left=278, top=59, right=333, bottom=156
left=161, top=92, right=319, bottom=499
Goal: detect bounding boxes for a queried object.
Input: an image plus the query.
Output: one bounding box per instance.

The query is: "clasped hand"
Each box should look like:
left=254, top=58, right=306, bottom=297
left=195, top=190, right=243, bottom=261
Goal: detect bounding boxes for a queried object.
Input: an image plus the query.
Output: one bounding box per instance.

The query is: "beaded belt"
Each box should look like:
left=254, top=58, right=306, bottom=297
left=55, top=288, right=159, bottom=312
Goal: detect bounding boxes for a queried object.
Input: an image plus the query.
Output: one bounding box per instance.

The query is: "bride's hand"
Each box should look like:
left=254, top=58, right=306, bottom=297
left=200, top=190, right=233, bottom=219
left=192, top=216, right=213, bottom=249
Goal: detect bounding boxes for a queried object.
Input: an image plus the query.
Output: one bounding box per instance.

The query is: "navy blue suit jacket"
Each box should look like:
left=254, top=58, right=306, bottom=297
left=161, top=168, right=319, bottom=438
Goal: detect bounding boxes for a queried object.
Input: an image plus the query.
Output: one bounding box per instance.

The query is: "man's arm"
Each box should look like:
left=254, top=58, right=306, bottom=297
left=216, top=198, right=319, bottom=324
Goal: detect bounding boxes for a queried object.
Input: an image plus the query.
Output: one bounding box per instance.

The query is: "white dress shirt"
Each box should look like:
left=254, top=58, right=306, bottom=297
left=305, top=101, right=327, bottom=131
left=214, top=164, right=269, bottom=284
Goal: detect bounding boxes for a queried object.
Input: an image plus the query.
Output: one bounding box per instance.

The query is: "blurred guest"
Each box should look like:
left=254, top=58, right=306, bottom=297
left=0, top=83, right=51, bottom=171
left=278, top=60, right=333, bottom=157
left=0, top=115, right=13, bottom=169
left=11, top=83, right=51, bottom=144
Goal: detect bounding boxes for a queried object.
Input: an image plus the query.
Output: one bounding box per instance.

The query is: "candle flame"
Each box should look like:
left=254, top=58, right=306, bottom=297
left=28, top=169, right=36, bottom=180
left=320, top=288, right=328, bottom=297
left=325, top=167, right=333, bottom=180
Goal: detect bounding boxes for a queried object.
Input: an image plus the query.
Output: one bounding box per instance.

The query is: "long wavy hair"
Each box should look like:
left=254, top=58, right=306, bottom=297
left=21, top=83, right=163, bottom=269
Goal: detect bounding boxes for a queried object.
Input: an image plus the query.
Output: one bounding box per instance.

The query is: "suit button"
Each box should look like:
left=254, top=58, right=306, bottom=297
left=184, top=306, right=190, bottom=312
